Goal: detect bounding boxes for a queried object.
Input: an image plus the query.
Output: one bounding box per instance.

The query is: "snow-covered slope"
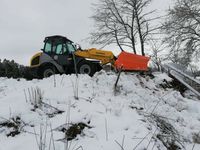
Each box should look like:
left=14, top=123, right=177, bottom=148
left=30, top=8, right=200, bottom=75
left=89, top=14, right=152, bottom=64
left=0, top=71, right=200, bottom=150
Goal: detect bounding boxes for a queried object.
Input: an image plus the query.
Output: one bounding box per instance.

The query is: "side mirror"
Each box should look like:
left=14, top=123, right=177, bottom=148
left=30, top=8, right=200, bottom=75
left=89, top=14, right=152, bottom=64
left=75, top=44, right=82, bottom=50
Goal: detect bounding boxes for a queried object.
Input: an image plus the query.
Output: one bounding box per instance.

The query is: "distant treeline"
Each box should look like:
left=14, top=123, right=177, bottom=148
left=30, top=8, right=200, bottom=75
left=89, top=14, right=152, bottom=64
left=0, top=59, right=33, bottom=80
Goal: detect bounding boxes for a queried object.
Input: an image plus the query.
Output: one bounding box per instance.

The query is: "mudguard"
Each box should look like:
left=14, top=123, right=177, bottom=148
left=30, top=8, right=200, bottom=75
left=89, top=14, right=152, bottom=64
left=39, top=53, right=65, bottom=73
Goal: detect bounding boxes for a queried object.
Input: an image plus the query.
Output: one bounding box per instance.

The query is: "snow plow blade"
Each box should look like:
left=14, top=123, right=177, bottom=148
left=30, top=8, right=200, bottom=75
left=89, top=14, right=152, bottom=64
left=115, top=51, right=150, bottom=71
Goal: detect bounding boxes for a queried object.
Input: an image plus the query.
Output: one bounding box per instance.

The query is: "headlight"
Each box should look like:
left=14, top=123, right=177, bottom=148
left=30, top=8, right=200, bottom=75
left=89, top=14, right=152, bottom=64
left=31, top=56, right=40, bottom=66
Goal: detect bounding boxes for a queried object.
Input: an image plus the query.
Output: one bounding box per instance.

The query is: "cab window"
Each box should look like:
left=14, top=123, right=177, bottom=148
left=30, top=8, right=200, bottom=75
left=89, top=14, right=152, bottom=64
left=55, top=44, right=63, bottom=54
left=66, top=42, right=76, bottom=54
left=44, top=42, right=52, bottom=53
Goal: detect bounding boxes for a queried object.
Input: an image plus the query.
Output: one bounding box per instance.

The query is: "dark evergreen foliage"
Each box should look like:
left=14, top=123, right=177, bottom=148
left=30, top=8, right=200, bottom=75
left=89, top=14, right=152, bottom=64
left=0, top=59, right=34, bottom=80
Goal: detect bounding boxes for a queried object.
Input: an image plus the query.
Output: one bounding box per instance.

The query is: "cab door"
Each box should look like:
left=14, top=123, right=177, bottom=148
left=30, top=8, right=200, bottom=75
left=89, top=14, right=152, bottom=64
left=52, top=43, right=72, bottom=66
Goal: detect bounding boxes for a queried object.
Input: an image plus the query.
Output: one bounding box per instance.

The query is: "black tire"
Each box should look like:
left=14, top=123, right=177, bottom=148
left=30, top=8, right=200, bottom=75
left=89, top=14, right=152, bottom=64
left=77, top=61, right=95, bottom=76
left=39, top=65, right=56, bottom=78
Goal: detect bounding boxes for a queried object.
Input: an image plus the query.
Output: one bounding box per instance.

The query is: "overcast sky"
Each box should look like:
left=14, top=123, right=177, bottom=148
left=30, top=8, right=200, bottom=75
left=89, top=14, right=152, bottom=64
left=0, top=0, right=173, bottom=65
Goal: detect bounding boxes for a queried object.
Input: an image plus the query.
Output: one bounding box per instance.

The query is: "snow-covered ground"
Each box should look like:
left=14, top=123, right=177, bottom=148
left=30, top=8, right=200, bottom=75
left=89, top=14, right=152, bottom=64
left=0, top=71, right=200, bottom=150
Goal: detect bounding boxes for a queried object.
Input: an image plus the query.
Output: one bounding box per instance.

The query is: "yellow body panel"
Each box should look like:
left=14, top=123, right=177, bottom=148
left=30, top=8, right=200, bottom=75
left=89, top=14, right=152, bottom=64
left=75, top=48, right=115, bottom=66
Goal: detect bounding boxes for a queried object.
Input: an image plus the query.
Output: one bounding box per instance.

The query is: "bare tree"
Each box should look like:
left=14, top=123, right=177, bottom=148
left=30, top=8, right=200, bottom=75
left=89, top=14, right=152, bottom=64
left=148, top=38, right=166, bottom=71
left=90, top=0, right=158, bottom=56
left=162, top=0, right=200, bottom=66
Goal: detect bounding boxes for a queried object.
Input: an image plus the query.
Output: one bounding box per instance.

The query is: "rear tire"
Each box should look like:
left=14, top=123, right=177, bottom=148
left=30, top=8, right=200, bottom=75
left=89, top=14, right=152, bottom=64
left=39, top=65, right=56, bottom=78
left=77, top=61, right=95, bottom=76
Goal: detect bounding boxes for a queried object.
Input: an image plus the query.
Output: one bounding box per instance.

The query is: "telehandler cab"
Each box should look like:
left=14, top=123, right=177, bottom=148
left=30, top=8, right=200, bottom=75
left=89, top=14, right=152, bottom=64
left=30, top=35, right=150, bottom=78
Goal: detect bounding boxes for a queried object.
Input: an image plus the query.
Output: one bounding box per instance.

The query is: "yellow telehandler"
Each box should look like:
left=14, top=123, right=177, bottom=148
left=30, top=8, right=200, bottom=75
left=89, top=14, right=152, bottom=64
left=30, top=35, right=149, bottom=78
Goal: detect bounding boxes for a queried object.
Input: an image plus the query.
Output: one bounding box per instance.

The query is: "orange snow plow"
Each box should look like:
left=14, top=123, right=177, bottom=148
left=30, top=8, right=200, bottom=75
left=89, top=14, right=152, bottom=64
left=115, top=51, right=150, bottom=71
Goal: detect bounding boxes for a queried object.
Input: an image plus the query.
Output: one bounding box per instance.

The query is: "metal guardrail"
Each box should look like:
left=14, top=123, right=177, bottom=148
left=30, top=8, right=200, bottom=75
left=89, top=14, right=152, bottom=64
left=165, top=64, right=200, bottom=98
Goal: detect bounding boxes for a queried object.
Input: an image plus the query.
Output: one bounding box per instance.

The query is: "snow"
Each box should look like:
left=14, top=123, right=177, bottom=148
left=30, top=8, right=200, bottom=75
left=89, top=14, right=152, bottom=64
left=0, top=71, right=200, bottom=150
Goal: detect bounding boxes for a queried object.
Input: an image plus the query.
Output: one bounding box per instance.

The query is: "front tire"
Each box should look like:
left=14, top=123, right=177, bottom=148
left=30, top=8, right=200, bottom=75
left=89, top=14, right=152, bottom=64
left=39, top=65, right=56, bottom=78
left=77, top=61, right=95, bottom=76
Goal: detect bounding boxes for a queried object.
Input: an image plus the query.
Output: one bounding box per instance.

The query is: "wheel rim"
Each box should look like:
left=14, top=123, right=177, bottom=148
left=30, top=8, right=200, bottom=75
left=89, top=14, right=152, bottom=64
left=43, top=69, right=54, bottom=77
left=79, top=64, right=91, bottom=75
